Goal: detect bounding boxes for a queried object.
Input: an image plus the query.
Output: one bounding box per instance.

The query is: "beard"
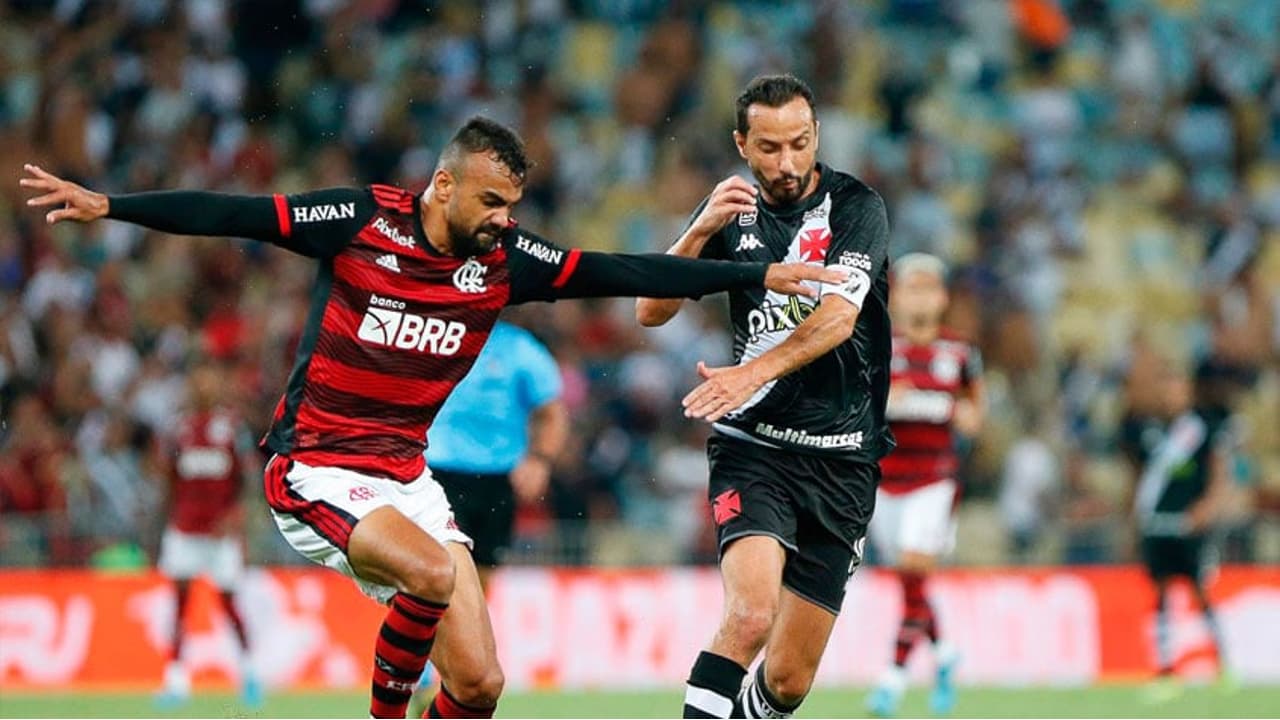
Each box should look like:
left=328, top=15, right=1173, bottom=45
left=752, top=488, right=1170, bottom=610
left=752, top=164, right=815, bottom=205
left=447, top=218, right=504, bottom=257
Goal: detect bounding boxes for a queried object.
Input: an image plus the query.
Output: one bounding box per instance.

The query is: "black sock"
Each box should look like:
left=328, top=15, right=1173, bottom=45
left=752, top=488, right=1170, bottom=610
left=740, top=663, right=802, bottom=718
left=684, top=651, right=747, bottom=718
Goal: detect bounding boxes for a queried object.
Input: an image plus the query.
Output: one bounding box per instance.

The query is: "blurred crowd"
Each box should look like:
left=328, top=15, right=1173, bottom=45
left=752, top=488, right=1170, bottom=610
left=1, top=0, right=1277, bottom=568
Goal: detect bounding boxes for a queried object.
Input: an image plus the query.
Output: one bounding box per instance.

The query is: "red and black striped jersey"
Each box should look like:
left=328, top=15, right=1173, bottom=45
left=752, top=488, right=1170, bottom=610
left=165, top=407, right=252, bottom=534
left=879, top=331, right=981, bottom=495
left=106, top=183, right=771, bottom=484
left=262, top=185, right=591, bottom=481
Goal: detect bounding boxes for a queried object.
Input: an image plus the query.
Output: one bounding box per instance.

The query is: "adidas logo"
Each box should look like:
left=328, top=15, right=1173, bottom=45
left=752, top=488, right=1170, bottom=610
left=376, top=254, right=400, bottom=273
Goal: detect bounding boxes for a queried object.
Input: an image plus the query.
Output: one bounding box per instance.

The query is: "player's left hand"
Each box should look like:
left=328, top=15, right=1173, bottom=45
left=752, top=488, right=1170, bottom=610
left=682, top=361, right=763, bottom=422
left=511, top=455, right=552, bottom=504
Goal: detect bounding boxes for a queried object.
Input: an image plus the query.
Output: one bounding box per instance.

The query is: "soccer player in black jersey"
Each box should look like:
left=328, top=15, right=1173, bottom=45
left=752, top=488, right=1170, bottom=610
left=1133, top=364, right=1235, bottom=702
left=637, top=75, right=892, bottom=719
left=21, top=117, right=843, bottom=720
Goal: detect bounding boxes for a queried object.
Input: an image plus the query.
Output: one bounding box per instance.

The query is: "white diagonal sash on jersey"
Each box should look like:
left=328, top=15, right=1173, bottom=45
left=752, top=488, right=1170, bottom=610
left=1134, top=412, right=1205, bottom=533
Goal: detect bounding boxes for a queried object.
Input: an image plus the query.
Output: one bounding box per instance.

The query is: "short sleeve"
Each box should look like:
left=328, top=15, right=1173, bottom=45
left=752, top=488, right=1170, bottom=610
left=680, top=195, right=728, bottom=260
left=822, top=189, right=889, bottom=309
left=271, top=187, right=377, bottom=258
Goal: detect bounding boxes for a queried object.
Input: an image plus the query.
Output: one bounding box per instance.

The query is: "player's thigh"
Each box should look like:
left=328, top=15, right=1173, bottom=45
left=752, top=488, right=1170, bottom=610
left=347, top=505, right=455, bottom=598
left=721, top=535, right=788, bottom=612
left=429, top=543, right=503, bottom=695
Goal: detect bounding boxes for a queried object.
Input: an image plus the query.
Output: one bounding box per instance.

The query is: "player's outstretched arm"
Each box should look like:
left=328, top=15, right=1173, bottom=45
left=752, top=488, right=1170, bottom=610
left=555, top=251, right=845, bottom=301
left=505, top=231, right=844, bottom=305
left=636, top=175, right=757, bottom=326
left=21, top=163, right=280, bottom=239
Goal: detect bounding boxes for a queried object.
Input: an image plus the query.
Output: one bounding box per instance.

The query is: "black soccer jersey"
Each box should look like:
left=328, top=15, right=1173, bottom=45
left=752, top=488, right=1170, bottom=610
left=1134, top=407, right=1231, bottom=537
left=695, top=164, right=893, bottom=462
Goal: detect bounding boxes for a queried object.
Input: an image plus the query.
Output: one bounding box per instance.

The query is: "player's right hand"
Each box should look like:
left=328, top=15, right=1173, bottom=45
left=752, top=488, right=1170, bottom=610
left=687, top=175, right=758, bottom=238
left=764, top=263, right=850, bottom=298
left=20, top=164, right=109, bottom=224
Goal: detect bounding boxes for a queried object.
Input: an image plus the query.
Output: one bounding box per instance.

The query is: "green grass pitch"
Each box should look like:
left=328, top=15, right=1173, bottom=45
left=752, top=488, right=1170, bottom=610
left=2, top=686, right=1277, bottom=718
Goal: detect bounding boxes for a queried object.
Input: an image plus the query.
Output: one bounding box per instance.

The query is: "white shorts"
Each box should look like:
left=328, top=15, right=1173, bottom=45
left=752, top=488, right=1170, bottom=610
left=264, top=455, right=472, bottom=605
left=158, top=528, right=243, bottom=590
left=869, top=479, right=958, bottom=564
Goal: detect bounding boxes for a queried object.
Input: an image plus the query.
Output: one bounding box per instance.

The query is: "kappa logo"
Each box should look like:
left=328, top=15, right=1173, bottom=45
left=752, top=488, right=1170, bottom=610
left=293, top=202, right=356, bottom=224
left=375, top=254, right=401, bottom=273
left=356, top=294, right=467, bottom=355
left=712, top=489, right=742, bottom=526
left=452, top=258, right=488, bottom=294
left=738, top=210, right=757, bottom=227
left=736, top=233, right=763, bottom=252
left=372, top=217, right=415, bottom=248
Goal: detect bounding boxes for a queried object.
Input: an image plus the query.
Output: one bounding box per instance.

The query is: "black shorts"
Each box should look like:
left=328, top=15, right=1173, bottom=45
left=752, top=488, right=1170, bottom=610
left=433, top=469, right=515, bottom=568
left=1142, top=535, right=1208, bottom=582
left=706, top=435, right=878, bottom=615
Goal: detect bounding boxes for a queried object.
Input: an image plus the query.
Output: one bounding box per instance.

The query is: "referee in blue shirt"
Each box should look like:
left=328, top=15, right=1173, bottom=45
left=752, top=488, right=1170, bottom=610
left=426, top=319, right=569, bottom=588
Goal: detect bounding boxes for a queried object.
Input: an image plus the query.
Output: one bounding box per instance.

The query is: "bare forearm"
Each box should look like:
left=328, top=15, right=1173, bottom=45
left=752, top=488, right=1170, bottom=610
left=635, top=227, right=715, bottom=326
left=527, top=401, right=569, bottom=462
left=750, top=303, right=857, bottom=385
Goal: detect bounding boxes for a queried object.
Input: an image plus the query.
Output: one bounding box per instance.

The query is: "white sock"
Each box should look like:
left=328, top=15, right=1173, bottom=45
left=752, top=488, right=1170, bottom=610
left=879, top=665, right=908, bottom=695
left=163, top=660, right=190, bottom=695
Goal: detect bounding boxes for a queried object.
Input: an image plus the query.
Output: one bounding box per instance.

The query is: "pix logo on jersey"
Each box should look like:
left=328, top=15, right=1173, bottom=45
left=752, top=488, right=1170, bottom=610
left=357, top=293, right=467, bottom=355
left=372, top=217, right=415, bottom=248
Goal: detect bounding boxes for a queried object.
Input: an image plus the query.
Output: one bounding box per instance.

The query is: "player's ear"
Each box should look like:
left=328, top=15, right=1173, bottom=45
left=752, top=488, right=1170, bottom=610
left=733, top=130, right=748, bottom=160
left=432, top=168, right=455, bottom=203
left=812, top=119, right=820, bottom=152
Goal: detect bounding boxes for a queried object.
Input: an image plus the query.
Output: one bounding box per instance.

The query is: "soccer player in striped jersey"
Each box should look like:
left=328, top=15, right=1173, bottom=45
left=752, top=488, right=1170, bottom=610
left=867, top=253, right=984, bottom=718
left=21, top=117, right=843, bottom=720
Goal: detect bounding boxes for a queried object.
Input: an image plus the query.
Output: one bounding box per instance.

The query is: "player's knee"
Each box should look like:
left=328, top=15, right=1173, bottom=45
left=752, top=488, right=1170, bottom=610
left=450, top=666, right=505, bottom=708
left=724, top=601, right=777, bottom=648
left=764, top=661, right=815, bottom=706
left=401, top=553, right=456, bottom=602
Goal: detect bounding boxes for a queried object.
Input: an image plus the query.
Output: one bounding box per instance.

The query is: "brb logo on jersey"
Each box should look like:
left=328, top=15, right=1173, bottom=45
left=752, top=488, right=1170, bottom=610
left=357, top=294, right=466, bottom=355
left=453, top=258, right=488, bottom=294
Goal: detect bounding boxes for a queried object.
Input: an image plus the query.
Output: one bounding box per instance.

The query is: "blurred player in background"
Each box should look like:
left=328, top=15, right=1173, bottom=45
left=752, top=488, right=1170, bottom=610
left=408, top=319, right=567, bottom=717
left=22, top=116, right=839, bottom=719
left=1133, top=364, right=1235, bottom=702
left=638, top=74, right=892, bottom=720
left=154, top=358, right=261, bottom=708
left=866, top=253, right=984, bottom=717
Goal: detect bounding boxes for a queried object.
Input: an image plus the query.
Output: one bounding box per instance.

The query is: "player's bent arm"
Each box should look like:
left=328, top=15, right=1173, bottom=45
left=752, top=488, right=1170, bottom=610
left=1187, top=445, right=1231, bottom=532
left=634, top=227, right=718, bottom=326
left=681, top=295, right=858, bottom=422
left=748, top=295, right=860, bottom=386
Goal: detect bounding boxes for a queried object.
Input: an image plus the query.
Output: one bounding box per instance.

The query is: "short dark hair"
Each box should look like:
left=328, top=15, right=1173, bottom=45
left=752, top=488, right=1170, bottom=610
left=735, top=74, right=816, bottom=135
left=440, top=116, right=529, bottom=184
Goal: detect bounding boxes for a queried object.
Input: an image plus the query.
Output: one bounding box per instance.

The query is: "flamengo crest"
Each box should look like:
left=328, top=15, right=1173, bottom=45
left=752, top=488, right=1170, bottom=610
left=453, top=258, right=488, bottom=294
